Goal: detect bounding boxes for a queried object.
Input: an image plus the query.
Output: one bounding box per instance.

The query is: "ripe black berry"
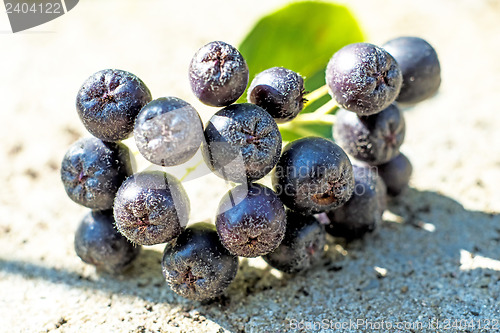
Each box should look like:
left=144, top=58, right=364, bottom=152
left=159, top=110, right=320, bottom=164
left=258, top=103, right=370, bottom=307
left=247, top=67, right=305, bottom=123
left=60, top=137, right=133, bottom=210
left=373, top=165, right=388, bottom=212
left=333, top=103, right=405, bottom=165
left=75, top=210, right=141, bottom=274
left=162, top=222, right=239, bottom=301
left=113, top=171, right=190, bottom=245
left=189, top=41, right=249, bottom=107
left=377, top=153, right=413, bottom=196
left=272, top=137, right=354, bottom=214
left=263, top=211, right=326, bottom=274
left=326, top=164, right=386, bottom=240
left=215, top=183, right=287, bottom=257
left=326, top=43, right=402, bottom=115
left=134, top=97, right=204, bottom=166
left=76, top=69, right=152, bottom=142
left=202, top=103, right=282, bottom=183
left=383, top=36, right=441, bottom=104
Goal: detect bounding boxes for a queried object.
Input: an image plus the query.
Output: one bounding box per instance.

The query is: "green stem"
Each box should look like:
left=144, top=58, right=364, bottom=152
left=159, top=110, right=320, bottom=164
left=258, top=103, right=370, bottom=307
left=288, top=99, right=338, bottom=124
left=180, top=159, right=204, bottom=182
left=303, top=84, right=329, bottom=105
left=311, top=98, right=338, bottom=117
left=278, top=121, right=322, bottom=137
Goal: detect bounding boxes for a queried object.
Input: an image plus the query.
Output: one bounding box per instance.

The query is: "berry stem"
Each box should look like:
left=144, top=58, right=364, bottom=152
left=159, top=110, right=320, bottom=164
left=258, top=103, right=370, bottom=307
left=303, top=84, right=329, bottom=105
left=180, top=159, right=204, bottom=182
left=278, top=123, right=322, bottom=137
left=282, top=99, right=338, bottom=125
left=278, top=97, right=337, bottom=141
left=288, top=113, right=336, bottom=124
left=278, top=114, right=335, bottom=137
left=311, top=98, right=338, bottom=117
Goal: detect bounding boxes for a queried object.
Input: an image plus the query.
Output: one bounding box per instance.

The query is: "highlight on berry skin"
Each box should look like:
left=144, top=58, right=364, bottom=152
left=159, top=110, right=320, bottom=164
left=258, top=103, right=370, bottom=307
left=383, top=36, right=441, bottom=104
left=247, top=66, right=306, bottom=123
left=325, top=42, right=402, bottom=116
left=76, top=69, right=152, bottom=142
left=189, top=41, right=249, bottom=107
left=113, top=171, right=190, bottom=246
left=272, top=137, right=355, bottom=215
left=60, top=137, right=134, bottom=210
left=202, top=103, right=282, bottom=183
left=134, top=97, right=204, bottom=167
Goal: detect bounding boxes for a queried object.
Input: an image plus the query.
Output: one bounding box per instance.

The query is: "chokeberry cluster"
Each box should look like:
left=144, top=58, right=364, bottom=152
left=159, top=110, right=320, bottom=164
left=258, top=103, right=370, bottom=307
left=62, top=36, right=440, bottom=301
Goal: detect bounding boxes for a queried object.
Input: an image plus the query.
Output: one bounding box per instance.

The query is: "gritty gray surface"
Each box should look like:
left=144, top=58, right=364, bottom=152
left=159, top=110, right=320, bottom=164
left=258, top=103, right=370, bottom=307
left=1, top=0, right=499, bottom=332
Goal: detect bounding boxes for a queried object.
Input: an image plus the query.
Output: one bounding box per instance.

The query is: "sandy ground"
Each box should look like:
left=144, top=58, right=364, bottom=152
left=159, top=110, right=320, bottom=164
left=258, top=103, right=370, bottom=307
left=1, top=0, right=500, bottom=332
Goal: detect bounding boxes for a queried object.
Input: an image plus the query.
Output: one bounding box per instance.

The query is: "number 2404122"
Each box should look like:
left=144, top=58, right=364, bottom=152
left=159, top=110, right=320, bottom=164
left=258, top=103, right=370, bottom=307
left=6, top=2, right=62, bottom=14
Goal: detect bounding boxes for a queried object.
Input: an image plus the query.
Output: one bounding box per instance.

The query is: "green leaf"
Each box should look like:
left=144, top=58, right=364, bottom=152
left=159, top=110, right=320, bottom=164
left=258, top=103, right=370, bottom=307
left=279, top=121, right=333, bottom=142
left=239, top=1, right=364, bottom=103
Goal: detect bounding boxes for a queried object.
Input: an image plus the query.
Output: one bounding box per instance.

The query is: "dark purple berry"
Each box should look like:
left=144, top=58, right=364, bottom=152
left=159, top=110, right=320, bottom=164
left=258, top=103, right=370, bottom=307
left=189, top=41, right=249, bottom=107
left=383, top=36, right=441, bottom=104
left=247, top=67, right=305, bottom=123
left=326, top=43, right=402, bottom=115
left=272, top=137, right=354, bottom=214
left=134, top=97, right=204, bottom=166
left=76, top=69, right=152, bottom=142
left=333, top=103, right=405, bottom=165
left=162, top=222, right=238, bottom=301
left=61, top=137, right=133, bottom=210
left=113, top=171, right=190, bottom=246
left=377, top=153, right=413, bottom=196
left=263, top=212, right=326, bottom=274
left=352, top=160, right=388, bottom=211
left=374, top=167, right=388, bottom=212
left=75, top=210, right=141, bottom=274
left=215, top=183, right=287, bottom=257
left=202, top=103, right=282, bottom=183
left=326, top=164, right=386, bottom=240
